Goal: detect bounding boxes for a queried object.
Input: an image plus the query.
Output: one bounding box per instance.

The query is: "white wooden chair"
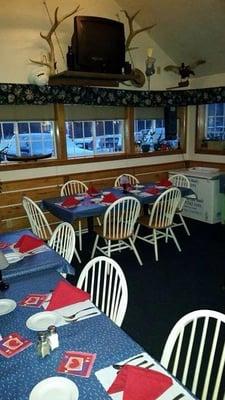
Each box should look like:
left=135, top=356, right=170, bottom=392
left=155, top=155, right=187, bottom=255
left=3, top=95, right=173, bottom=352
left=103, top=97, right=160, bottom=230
left=77, top=256, right=128, bottom=327
left=169, top=174, right=191, bottom=235
left=48, top=222, right=81, bottom=264
left=91, top=196, right=142, bottom=265
left=134, top=187, right=181, bottom=261
left=161, top=309, right=225, bottom=400
left=22, top=196, right=52, bottom=241
left=61, top=180, right=88, bottom=251
left=114, top=173, right=140, bottom=187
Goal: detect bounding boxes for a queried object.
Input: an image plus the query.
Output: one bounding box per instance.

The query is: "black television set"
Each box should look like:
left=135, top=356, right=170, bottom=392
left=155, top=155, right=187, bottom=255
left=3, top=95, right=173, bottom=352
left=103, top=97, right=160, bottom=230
left=70, top=16, right=125, bottom=74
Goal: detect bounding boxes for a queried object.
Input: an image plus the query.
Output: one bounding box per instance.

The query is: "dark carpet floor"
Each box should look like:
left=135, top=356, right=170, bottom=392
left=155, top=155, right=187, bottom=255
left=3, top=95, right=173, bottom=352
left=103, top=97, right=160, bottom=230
left=71, top=218, right=225, bottom=362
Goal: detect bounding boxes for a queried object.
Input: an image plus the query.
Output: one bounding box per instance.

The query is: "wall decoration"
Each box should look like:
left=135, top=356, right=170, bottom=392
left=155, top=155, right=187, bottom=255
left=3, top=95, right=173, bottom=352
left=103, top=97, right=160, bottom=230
left=1, top=83, right=225, bottom=107
left=29, top=3, right=80, bottom=77
left=120, top=10, right=156, bottom=88
left=165, top=60, right=206, bottom=89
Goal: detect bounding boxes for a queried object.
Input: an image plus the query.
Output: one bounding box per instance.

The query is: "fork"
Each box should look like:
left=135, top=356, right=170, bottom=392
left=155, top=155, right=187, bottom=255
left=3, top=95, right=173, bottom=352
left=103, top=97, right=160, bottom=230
left=64, top=311, right=99, bottom=322
left=113, top=354, right=144, bottom=369
left=62, top=306, right=95, bottom=320
left=115, top=360, right=150, bottom=374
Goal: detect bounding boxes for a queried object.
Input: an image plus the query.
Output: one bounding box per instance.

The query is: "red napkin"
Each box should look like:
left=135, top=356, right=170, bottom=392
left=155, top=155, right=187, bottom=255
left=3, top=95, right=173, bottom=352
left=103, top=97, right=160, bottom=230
left=159, top=179, right=172, bottom=187
left=87, top=185, right=99, bottom=195
left=107, top=365, right=173, bottom=400
left=46, top=280, right=90, bottom=311
left=101, top=192, right=119, bottom=203
left=14, top=235, right=45, bottom=253
left=145, top=187, right=160, bottom=195
left=61, top=196, right=80, bottom=207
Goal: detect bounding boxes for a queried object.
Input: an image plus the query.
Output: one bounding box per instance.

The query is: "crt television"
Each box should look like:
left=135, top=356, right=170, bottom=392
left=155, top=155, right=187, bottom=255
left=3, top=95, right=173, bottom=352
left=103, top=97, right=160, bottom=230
left=71, top=16, right=125, bottom=74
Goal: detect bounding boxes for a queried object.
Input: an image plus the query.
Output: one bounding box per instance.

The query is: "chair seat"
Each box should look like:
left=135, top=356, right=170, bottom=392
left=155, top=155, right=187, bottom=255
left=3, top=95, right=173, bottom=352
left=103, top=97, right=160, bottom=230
left=138, top=214, right=171, bottom=230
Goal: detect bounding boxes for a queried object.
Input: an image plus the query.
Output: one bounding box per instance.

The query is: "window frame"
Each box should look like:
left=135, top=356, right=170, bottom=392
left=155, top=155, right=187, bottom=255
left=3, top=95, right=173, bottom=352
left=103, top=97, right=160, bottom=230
left=0, top=104, right=187, bottom=170
left=196, top=104, right=225, bottom=154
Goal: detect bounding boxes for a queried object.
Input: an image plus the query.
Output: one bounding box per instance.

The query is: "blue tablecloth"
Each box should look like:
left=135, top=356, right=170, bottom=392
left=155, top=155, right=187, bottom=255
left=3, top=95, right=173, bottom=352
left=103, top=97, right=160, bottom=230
left=0, top=229, right=74, bottom=280
left=0, top=270, right=196, bottom=400
left=42, top=186, right=195, bottom=224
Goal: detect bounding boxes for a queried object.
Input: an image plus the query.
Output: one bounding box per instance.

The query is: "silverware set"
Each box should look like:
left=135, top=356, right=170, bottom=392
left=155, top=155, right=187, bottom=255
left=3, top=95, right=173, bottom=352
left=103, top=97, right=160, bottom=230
left=62, top=306, right=97, bottom=322
left=112, top=354, right=186, bottom=399
left=112, top=354, right=154, bottom=372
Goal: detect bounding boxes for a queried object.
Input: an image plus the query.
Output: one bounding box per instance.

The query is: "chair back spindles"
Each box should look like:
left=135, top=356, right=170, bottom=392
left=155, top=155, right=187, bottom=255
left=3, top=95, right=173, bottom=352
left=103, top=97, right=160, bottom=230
left=149, top=187, right=181, bottom=229
left=48, top=222, right=79, bottom=264
left=161, top=309, right=225, bottom=400
left=22, top=196, right=52, bottom=241
left=61, top=180, right=88, bottom=196
left=114, top=173, right=140, bottom=187
left=77, top=256, right=128, bottom=327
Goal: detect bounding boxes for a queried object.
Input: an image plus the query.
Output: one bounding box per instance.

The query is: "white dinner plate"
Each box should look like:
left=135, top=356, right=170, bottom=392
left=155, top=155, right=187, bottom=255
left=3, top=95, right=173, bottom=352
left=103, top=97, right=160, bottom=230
left=0, top=299, right=17, bottom=316
left=29, top=376, right=79, bottom=400
left=26, top=311, right=60, bottom=331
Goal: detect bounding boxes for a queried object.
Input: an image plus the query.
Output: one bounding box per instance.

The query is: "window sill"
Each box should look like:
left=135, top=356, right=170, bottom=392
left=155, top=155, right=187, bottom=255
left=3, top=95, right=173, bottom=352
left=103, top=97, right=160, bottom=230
left=0, top=149, right=185, bottom=171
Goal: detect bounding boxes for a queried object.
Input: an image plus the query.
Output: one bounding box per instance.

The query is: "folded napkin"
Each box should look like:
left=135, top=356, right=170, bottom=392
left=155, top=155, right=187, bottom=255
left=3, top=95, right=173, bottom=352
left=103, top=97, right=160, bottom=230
left=87, top=184, right=99, bottom=195
left=145, top=187, right=160, bottom=195
left=107, top=365, right=173, bottom=400
left=46, top=280, right=90, bottom=311
left=159, top=179, right=172, bottom=187
left=61, top=196, right=80, bottom=207
left=101, top=192, right=119, bottom=203
left=14, top=235, right=45, bottom=253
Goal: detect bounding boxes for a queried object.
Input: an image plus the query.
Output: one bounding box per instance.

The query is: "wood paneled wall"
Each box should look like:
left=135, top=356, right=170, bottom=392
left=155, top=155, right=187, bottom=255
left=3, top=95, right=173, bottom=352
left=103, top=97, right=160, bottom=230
left=0, top=160, right=191, bottom=233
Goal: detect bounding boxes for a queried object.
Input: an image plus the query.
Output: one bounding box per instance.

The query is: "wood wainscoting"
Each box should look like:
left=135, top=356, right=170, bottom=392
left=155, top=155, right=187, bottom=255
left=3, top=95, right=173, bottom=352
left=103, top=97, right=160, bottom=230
left=0, top=161, right=187, bottom=233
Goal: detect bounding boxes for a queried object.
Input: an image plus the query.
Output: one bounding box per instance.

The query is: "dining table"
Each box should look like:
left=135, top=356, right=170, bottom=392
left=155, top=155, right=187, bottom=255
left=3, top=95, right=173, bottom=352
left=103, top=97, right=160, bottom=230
left=42, top=183, right=196, bottom=226
left=0, top=229, right=74, bottom=281
left=0, top=268, right=197, bottom=400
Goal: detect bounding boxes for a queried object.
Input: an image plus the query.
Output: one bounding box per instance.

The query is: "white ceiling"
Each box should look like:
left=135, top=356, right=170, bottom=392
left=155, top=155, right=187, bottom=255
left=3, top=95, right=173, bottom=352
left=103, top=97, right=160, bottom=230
left=116, top=0, right=225, bottom=77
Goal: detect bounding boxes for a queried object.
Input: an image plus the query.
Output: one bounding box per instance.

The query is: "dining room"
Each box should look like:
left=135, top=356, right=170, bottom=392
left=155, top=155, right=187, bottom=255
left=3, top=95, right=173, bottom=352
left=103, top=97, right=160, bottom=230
left=0, top=0, right=225, bottom=399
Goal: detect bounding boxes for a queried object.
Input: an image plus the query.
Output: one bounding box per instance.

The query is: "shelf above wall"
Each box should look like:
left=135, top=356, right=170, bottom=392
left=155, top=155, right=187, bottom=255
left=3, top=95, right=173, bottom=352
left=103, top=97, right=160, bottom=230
left=48, top=70, right=134, bottom=87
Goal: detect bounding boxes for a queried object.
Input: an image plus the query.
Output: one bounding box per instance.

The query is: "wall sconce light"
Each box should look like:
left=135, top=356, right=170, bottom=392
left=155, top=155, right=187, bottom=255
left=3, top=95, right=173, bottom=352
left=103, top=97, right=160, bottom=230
left=145, top=48, right=156, bottom=90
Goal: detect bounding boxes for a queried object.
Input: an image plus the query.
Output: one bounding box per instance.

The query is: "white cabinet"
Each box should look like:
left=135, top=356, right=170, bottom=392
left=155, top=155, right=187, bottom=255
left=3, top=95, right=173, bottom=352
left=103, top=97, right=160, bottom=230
left=169, top=169, right=222, bottom=224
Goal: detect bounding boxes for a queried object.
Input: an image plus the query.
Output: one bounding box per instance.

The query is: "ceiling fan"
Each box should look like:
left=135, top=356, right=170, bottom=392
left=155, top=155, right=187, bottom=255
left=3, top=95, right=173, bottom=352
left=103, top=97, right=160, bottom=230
left=164, top=59, right=206, bottom=89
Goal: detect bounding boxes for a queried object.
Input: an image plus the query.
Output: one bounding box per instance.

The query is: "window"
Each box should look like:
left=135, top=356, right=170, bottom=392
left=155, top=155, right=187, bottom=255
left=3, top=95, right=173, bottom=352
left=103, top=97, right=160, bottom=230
left=0, top=105, right=56, bottom=159
left=196, top=104, right=225, bottom=153
left=64, top=105, right=125, bottom=157
left=133, top=107, right=184, bottom=153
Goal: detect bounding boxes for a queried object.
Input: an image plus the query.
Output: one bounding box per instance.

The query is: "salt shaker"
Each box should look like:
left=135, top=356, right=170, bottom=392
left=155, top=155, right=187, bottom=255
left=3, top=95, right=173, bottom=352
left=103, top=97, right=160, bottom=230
left=47, top=325, right=59, bottom=351
left=37, top=331, right=51, bottom=358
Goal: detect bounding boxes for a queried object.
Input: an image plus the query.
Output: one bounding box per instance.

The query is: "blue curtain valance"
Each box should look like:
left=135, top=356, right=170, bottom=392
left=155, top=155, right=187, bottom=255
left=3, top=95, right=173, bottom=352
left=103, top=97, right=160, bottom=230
left=1, top=83, right=225, bottom=106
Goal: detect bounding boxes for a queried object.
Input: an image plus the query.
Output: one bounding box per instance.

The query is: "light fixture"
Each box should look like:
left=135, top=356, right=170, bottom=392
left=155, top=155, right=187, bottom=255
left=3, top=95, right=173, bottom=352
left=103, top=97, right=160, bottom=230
left=145, top=48, right=156, bottom=90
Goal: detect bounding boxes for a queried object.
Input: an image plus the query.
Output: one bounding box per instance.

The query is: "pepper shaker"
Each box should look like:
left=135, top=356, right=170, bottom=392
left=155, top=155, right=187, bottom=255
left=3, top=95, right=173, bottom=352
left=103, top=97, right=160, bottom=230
left=47, top=325, right=59, bottom=351
left=37, top=331, right=51, bottom=358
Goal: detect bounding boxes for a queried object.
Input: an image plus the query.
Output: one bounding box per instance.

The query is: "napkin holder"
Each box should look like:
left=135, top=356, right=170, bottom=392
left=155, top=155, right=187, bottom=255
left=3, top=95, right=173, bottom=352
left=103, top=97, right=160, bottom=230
left=0, top=251, right=9, bottom=291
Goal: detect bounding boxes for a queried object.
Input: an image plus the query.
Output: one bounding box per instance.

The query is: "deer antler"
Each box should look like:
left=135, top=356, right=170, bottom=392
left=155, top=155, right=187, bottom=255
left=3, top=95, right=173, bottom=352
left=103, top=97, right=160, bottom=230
left=30, top=4, right=80, bottom=75
left=121, top=10, right=156, bottom=52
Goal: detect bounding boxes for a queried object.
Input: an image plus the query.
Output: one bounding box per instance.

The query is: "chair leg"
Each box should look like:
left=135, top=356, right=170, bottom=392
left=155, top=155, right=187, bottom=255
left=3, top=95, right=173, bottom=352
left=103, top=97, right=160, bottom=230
left=169, top=227, right=181, bottom=252
left=74, top=248, right=81, bottom=263
left=153, top=229, right=159, bottom=261
left=179, top=213, right=190, bottom=236
left=165, top=228, right=168, bottom=243
left=128, top=237, right=143, bottom=266
left=78, top=220, right=82, bottom=251
left=91, top=234, right=99, bottom=258
left=133, top=223, right=140, bottom=242
left=107, top=239, right=111, bottom=257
